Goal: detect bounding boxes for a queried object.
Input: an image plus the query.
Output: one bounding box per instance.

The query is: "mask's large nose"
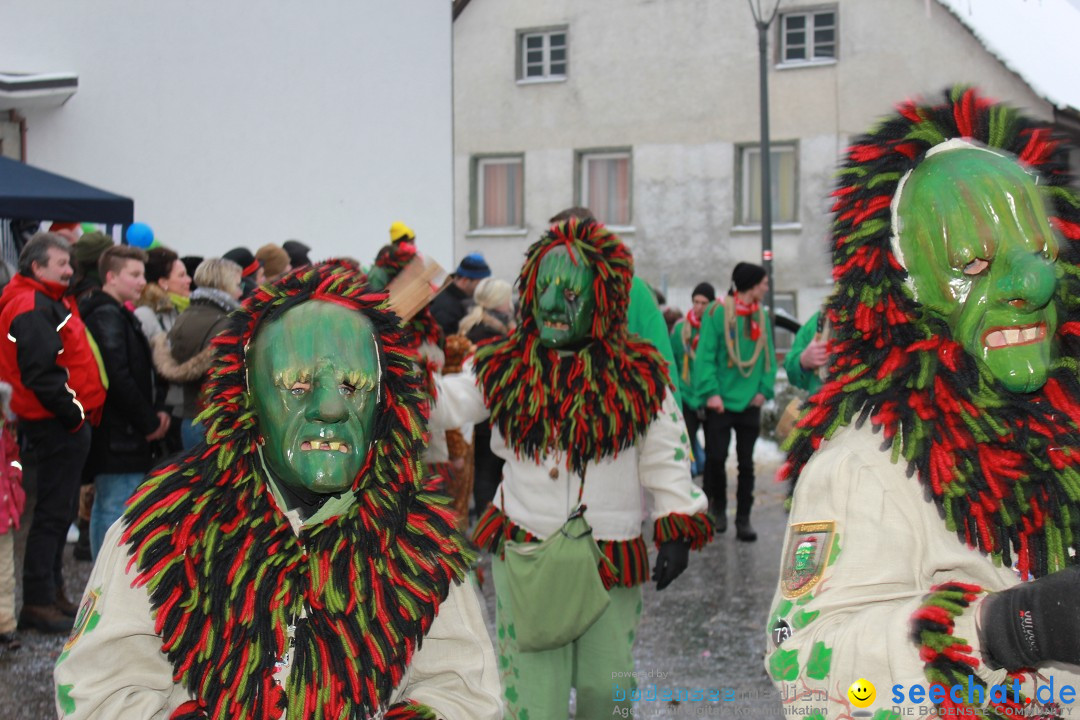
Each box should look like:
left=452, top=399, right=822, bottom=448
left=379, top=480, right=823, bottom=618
left=994, top=249, right=1056, bottom=311
left=306, top=381, right=348, bottom=423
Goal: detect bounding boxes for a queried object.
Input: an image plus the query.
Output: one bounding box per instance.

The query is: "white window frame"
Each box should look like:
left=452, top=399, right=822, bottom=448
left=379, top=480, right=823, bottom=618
left=517, top=27, right=568, bottom=83
left=578, top=150, right=632, bottom=229
left=473, top=156, right=524, bottom=231
left=737, top=143, right=798, bottom=228
left=779, top=8, right=837, bottom=66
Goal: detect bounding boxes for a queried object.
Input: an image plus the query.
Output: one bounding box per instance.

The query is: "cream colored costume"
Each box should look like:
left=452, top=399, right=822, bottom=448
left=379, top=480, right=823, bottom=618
left=766, top=423, right=1080, bottom=717
left=55, top=517, right=503, bottom=720
left=432, top=366, right=707, bottom=541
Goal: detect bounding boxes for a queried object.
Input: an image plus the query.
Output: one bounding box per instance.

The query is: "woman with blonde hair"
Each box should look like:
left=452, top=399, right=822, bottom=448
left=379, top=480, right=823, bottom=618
left=152, top=258, right=243, bottom=449
left=457, top=277, right=515, bottom=515
left=459, top=278, right=514, bottom=344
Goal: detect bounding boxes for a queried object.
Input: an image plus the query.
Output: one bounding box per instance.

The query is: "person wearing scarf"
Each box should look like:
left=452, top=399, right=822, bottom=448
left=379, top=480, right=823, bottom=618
left=670, top=282, right=715, bottom=477
left=55, top=261, right=501, bottom=719
left=431, top=218, right=712, bottom=719
left=767, top=88, right=1080, bottom=718
left=692, top=262, right=776, bottom=541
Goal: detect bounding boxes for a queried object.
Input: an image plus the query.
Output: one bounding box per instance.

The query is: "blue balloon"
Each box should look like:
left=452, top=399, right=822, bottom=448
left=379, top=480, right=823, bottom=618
left=127, top=222, right=154, bottom=248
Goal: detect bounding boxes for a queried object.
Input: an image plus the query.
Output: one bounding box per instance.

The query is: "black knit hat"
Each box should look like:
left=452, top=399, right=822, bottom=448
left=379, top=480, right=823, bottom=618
left=691, top=282, right=715, bottom=302
left=223, top=247, right=261, bottom=278
left=731, top=262, right=766, bottom=293
left=282, top=239, right=312, bottom=267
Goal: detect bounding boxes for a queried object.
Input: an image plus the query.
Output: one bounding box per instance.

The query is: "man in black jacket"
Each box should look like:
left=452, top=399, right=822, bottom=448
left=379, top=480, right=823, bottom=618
left=429, top=253, right=491, bottom=335
left=80, top=246, right=168, bottom=559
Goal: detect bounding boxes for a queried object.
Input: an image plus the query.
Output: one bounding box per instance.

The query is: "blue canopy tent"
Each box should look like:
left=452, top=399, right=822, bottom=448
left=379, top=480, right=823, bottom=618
left=0, top=156, right=134, bottom=268
left=0, top=156, right=132, bottom=224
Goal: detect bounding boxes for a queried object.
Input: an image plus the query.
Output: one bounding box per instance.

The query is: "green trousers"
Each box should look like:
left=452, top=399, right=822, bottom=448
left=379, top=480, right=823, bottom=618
left=493, top=555, right=643, bottom=720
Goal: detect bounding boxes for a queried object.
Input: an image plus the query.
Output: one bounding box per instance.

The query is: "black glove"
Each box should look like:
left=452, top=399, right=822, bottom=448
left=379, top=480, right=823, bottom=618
left=979, top=566, right=1080, bottom=670
left=652, top=540, right=690, bottom=591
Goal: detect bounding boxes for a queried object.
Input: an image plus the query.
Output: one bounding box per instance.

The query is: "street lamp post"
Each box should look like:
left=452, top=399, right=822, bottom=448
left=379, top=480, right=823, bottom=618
left=748, top=0, right=782, bottom=341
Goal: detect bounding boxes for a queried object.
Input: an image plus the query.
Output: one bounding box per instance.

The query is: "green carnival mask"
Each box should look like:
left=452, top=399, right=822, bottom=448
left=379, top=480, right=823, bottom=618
left=533, top=245, right=597, bottom=349
left=249, top=301, right=381, bottom=495
left=896, top=147, right=1059, bottom=393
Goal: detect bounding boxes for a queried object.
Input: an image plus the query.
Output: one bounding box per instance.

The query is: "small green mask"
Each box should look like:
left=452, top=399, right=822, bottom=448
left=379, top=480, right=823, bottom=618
left=896, top=147, right=1059, bottom=393
left=533, top=246, right=597, bottom=349
left=793, top=542, right=815, bottom=572
left=248, top=302, right=381, bottom=495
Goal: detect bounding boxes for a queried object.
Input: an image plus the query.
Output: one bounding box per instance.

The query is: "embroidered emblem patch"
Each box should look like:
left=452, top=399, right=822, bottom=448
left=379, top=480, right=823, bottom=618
left=780, top=521, right=835, bottom=599
left=63, top=588, right=101, bottom=653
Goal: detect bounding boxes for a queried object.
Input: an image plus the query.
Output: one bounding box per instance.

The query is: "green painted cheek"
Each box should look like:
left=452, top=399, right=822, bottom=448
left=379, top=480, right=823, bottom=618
left=897, top=148, right=1060, bottom=393
left=249, top=302, right=380, bottom=495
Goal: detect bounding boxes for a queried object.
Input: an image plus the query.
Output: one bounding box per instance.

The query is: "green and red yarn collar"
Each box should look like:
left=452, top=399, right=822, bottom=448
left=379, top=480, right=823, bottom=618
left=122, top=262, right=473, bottom=720
left=783, top=87, right=1080, bottom=580
left=473, top=219, right=671, bottom=476
left=911, top=583, right=1061, bottom=718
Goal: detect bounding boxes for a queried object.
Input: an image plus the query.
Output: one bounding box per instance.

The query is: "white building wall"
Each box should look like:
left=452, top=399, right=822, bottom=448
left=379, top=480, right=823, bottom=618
left=454, top=0, right=1054, bottom=322
left=1, top=0, right=454, bottom=268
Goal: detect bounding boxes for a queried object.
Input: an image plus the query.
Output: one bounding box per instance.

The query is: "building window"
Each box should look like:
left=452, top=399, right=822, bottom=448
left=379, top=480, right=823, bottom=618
left=739, top=143, right=797, bottom=226
left=780, top=9, right=837, bottom=64
left=518, top=28, right=568, bottom=81
left=473, top=156, right=524, bottom=229
left=579, top=151, right=631, bottom=227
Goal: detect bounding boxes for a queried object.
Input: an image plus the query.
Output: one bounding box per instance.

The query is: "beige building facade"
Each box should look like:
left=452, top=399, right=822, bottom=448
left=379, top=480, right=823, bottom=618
left=452, top=0, right=1070, bottom=339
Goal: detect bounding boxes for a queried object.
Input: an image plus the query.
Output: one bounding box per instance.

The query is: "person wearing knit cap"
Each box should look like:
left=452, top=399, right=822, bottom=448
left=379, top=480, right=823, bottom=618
left=691, top=262, right=775, bottom=541
left=389, top=221, right=416, bottom=244
left=670, top=281, right=716, bottom=478
left=430, top=253, right=492, bottom=335
left=281, top=240, right=311, bottom=269
left=255, top=244, right=292, bottom=283
left=70, top=231, right=115, bottom=302
left=222, top=247, right=265, bottom=298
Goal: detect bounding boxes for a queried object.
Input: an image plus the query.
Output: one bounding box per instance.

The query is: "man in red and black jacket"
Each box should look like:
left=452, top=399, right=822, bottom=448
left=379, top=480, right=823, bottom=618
left=0, top=232, right=106, bottom=633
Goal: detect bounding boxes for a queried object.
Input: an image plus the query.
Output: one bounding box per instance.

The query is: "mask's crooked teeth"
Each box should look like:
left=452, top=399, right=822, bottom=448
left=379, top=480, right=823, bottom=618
left=985, top=323, right=1046, bottom=349
left=327, top=441, right=341, bottom=451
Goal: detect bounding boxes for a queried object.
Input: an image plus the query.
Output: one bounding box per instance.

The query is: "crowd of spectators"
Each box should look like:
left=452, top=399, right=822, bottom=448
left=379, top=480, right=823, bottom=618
left=0, top=224, right=313, bottom=646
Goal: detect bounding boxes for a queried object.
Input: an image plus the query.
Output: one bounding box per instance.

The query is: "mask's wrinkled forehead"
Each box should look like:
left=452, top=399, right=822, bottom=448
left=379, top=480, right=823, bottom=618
left=537, top=245, right=592, bottom=290
left=890, top=139, right=1053, bottom=302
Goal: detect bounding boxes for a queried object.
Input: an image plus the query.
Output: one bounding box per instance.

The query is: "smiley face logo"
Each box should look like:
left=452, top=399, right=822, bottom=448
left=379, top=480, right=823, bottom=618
left=847, top=678, right=876, bottom=708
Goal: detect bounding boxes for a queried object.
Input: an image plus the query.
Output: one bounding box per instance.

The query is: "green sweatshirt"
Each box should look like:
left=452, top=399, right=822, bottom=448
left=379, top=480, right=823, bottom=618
left=784, top=311, right=823, bottom=395
left=692, top=299, right=777, bottom=413
left=627, top=276, right=681, bottom=407
left=669, top=318, right=701, bottom=409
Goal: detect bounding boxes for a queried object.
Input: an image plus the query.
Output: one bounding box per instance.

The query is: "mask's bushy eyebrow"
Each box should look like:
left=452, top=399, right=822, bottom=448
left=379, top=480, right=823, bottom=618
left=274, top=368, right=312, bottom=388
left=341, top=370, right=378, bottom=391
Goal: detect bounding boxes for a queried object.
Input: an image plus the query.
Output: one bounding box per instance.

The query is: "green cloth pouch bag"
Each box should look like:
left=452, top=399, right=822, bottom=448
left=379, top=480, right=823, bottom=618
left=502, top=506, right=611, bottom=652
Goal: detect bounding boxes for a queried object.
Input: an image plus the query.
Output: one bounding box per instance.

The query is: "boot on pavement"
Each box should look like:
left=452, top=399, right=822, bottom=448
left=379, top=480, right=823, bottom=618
left=735, top=516, right=757, bottom=542
left=18, top=604, right=74, bottom=634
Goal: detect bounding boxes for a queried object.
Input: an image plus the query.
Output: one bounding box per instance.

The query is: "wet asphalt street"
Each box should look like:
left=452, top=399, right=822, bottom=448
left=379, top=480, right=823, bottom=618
left=1, top=455, right=788, bottom=720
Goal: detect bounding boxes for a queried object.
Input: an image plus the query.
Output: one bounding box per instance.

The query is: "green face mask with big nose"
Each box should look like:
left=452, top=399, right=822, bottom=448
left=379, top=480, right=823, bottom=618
left=248, top=302, right=381, bottom=496
left=896, top=147, right=1060, bottom=393
left=533, top=245, right=597, bottom=349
